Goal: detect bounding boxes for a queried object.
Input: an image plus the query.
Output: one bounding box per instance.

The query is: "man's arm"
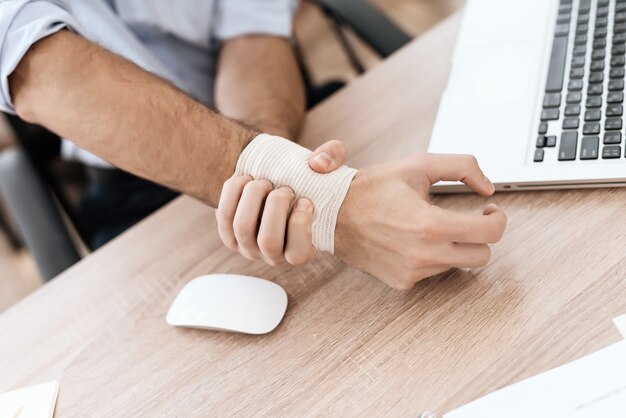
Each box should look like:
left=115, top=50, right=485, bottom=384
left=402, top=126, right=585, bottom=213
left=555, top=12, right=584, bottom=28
left=10, top=30, right=507, bottom=290
left=214, top=35, right=305, bottom=139
left=10, top=30, right=255, bottom=207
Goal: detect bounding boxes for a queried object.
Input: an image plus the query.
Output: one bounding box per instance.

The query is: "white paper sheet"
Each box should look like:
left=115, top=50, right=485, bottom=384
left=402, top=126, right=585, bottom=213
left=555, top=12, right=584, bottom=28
left=0, top=381, right=59, bottom=418
left=614, top=314, right=626, bottom=339
left=445, top=340, right=626, bottom=418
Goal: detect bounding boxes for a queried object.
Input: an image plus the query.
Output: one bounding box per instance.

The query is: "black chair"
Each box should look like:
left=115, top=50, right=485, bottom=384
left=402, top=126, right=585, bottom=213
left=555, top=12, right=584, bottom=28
left=312, top=0, right=412, bottom=73
left=0, top=117, right=83, bottom=281
left=0, top=2, right=411, bottom=280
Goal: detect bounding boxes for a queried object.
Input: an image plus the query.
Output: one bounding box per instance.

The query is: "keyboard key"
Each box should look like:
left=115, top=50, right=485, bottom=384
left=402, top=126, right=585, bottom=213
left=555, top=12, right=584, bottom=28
left=544, top=93, right=561, bottom=108
left=576, top=24, right=589, bottom=34
left=541, top=108, right=559, bottom=121
left=604, top=131, right=622, bottom=144
left=534, top=148, right=545, bottom=162
left=583, top=122, right=600, bottom=134
left=613, top=44, right=626, bottom=55
left=590, top=60, right=605, bottom=71
left=602, top=145, right=621, bottom=158
left=589, top=72, right=604, bottom=83
left=546, top=36, right=568, bottom=92
left=606, top=104, right=623, bottom=116
left=612, top=56, right=626, bottom=67
left=567, top=92, right=582, bottom=103
left=610, top=67, right=625, bottom=78
left=573, top=45, right=587, bottom=56
left=569, top=79, right=583, bottom=91
left=592, top=38, right=606, bottom=48
left=559, top=14, right=572, bottom=24
left=616, top=12, right=626, bottom=23
left=538, top=122, right=548, bottom=134
left=613, top=22, right=625, bottom=32
left=579, top=0, right=591, bottom=11
left=594, top=27, right=608, bottom=38
left=563, top=117, right=580, bottom=129
left=592, top=49, right=605, bottom=60
left=585, top=109, right=601, bottom=121
left=556, top=24, right=570, bottom=36
left=565, top=104, right=581, bottom=116
left=605, top=117, right=623, bottom=130
left=588, top=84, right=603, bottom=95
left=570, top=68, right=584, bottom=79
left=546, top=135, right=557, bottom=147
left=608, top=92, right=624, bottom=103
left=571, top=56, right=585, bottom=67
left=597, top=16, right=609, bottom=27
left=558, top=132, right=578, bottom=160
left=608, top=79, right=624, bottom=91
left=586, top=96, right=602, bottom=107
left=597, top=6, right=609, bottom=17
left=536, top=135, right=546, bottom=147
left=614, top=33, right=626, bottom=43
left=580, top=137, right=599, bottom=159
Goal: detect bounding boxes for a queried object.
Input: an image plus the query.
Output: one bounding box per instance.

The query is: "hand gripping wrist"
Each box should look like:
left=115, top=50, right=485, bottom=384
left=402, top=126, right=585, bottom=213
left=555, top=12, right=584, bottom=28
left=234, top=134, right=357, bottom=253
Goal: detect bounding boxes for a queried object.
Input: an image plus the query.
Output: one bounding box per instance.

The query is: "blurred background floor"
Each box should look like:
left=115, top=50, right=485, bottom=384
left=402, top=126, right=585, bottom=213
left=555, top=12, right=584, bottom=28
left=0, top=0, right=464, bottom=312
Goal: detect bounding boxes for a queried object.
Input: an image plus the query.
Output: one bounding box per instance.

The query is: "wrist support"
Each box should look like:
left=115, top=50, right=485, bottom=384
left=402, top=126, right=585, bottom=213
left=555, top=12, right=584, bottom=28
left=235, top=134, right=357, bottom=253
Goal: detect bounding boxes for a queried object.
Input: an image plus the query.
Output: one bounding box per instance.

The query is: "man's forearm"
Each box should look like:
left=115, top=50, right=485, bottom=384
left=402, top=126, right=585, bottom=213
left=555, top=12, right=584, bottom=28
left=9, top=30, right=256, bottom=207
left=215, top=36, right=305, bottom=139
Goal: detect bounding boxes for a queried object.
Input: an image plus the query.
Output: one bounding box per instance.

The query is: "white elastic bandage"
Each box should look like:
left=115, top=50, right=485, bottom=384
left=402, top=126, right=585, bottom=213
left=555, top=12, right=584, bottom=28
left=235, top=134, right=357, bottom=253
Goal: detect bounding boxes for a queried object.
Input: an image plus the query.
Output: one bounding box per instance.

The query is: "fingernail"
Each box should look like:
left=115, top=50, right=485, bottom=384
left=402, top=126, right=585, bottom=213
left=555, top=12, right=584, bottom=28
left=296, top=199, right=311, bottom=211
left=313, top=152, right=333, bottom=169
left=484, top=175, right=495, bottom=192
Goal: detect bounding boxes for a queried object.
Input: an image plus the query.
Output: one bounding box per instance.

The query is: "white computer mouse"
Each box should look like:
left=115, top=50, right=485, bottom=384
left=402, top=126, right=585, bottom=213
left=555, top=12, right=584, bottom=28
left=166, top=274, right=288, bottom=335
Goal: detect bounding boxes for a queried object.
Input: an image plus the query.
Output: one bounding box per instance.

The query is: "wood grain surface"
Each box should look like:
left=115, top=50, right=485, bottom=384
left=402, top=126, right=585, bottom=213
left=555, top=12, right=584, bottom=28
left=1, top=12, right=625, bottom=417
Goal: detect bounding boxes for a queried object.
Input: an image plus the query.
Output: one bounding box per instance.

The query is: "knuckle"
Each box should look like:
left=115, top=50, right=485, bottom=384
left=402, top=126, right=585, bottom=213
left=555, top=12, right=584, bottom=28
left=285, top=250, right=312, bottom=266
left=464, top=154, right=480, bottom=172
left=233, top=220, right=255, bottom=243
left=215, top=208, right=232, bottom=225
left=223, top=175, right=250, bottom=192
left=414, top=219, right=438, bottom=241
left=247, top=179, right=273, bottom=193
left=269, top=187, right=294, bottom=203
left=257, top=234, right=283, bottom=254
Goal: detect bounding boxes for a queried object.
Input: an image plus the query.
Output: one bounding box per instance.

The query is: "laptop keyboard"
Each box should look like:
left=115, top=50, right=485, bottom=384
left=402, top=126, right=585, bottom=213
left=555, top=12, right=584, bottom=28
left=535, top=0, right=626, bottom=162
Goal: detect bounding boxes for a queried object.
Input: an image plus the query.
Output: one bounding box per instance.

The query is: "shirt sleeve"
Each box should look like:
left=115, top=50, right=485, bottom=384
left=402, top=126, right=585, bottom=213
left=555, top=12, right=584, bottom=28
left=0, top=0, right=83, bottom=114
left=213, top=0, right=297, bottom=41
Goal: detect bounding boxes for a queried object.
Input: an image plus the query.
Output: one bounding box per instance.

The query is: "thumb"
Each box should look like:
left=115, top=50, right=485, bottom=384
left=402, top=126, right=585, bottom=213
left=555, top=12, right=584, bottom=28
left=308, top=140, right=348, bottom=173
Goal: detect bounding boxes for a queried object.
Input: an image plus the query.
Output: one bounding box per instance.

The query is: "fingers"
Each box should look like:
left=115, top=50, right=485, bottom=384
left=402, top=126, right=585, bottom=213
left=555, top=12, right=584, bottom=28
left=218, top=177, right=317, bottom=267
left=233, top=179, right=273, bottom=260
left=216, top=175, right=252, bottom=250
left=257, top=187, right=294, bottom=265
left=425, top=204, right=507, bottom=244
left=308, top=140, right=348, bottom=173
left=417, top=154, right=495, bottom=196
left=285, top=198, right=317, bottom=265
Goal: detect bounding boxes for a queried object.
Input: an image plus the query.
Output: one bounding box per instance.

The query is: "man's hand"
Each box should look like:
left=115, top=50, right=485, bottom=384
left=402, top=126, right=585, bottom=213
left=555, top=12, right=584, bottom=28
left=335, top=154, right=507, bottom=290
left=216, top=140, right=347, bottom=266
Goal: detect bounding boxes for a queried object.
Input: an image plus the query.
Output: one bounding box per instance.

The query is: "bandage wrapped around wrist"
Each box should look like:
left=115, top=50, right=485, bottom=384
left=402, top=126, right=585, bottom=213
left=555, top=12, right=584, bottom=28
left=235, top=134, right=357, bottom=253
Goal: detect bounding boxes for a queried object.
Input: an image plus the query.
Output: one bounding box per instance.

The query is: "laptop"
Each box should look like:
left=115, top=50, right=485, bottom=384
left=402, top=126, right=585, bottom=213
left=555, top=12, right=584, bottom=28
left=429, top=0, right=626, bottom=192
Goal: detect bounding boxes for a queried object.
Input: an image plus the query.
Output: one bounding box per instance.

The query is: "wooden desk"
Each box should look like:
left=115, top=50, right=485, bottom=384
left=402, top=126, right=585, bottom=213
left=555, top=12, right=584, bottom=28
left=2, top=13, right=626, bottom=416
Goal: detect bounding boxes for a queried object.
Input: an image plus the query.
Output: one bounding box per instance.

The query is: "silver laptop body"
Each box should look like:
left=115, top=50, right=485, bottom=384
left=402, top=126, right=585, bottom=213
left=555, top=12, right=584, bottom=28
left=429, top=0, right=626, bottom=192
